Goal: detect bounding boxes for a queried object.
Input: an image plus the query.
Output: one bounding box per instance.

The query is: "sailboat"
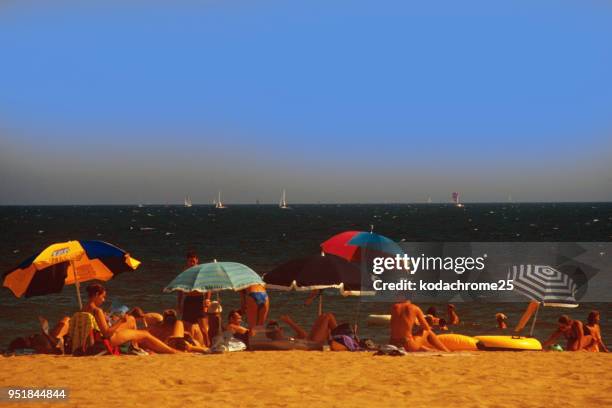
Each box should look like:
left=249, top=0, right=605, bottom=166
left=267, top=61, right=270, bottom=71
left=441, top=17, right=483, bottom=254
left=427, top=196, right=432, bottom=204
left=279, top=189, right=290, bottom=209
left=215, top=191, right=226, bottom=209
left=452, top=192, right=464, bottom=208
left=184, top=196, right=193, bottom=208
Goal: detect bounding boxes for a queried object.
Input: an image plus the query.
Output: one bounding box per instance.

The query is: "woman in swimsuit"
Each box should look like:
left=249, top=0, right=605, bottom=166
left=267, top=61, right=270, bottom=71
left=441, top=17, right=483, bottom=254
left=584, top=311, right=609, bottom=352
left=543, top=315, right=594, bottom=351
left=240, top=284, right=269, bottom=328
left=83, top=284, right=180, bottom=354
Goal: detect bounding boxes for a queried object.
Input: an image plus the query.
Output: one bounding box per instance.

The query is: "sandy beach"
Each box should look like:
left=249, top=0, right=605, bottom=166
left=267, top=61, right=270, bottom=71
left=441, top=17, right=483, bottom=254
left=1, top=351, right=611, bottom=407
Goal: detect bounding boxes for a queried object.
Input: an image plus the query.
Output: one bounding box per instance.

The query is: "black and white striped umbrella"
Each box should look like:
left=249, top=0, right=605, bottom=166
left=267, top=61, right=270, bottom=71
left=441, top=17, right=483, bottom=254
left=508, top=265, right=578, bottom=308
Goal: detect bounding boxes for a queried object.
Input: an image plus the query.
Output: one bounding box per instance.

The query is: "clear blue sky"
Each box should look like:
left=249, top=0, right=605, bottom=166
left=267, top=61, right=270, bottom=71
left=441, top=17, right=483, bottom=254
left=1, top=0, right=611, bottom=204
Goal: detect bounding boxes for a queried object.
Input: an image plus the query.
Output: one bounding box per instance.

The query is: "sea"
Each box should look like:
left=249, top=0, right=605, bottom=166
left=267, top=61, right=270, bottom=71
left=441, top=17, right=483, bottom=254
left=1, top=203, right=611, bottom=349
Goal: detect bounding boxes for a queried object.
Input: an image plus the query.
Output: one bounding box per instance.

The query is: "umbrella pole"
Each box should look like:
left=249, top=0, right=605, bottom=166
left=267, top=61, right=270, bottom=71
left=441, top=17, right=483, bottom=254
left=528, top=302, right=540, bottom=337
left=318, top=293, right=323, bottom=316
left=71, top=260, right=83, bottom=310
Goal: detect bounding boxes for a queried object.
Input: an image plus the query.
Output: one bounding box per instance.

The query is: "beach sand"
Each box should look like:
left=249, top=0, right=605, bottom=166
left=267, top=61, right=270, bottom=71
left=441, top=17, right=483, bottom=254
left=1, top=351, right=611, bottom=407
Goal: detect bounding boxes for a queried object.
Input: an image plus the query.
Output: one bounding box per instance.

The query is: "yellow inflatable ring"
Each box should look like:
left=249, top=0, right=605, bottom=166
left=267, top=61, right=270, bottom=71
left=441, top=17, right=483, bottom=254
left=474, top=335, right=542, bottom=351
left=437, top=334, right=479, bottom=351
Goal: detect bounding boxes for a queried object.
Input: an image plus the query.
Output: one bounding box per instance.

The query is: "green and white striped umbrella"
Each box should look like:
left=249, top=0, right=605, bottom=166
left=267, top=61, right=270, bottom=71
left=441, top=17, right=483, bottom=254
left=163, top=261, right=263, bottom=293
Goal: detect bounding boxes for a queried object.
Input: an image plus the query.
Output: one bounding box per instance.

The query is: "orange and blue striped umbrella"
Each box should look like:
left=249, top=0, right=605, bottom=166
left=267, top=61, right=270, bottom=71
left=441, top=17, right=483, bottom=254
left=3, top=240, right=140, bottom=306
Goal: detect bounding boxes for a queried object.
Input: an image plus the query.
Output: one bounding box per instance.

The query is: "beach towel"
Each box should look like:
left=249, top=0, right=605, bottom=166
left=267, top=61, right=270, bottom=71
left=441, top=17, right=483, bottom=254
left=210, top=331, right=247, bottom=353
left=68, top=312, right=119, bottom=356
left=68, top=312, right=100, bottom=354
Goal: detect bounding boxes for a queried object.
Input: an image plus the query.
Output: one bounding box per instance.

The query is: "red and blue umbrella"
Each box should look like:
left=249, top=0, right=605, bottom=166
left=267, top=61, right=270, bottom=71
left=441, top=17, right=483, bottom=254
left=321, top=230, right=404, bottom=262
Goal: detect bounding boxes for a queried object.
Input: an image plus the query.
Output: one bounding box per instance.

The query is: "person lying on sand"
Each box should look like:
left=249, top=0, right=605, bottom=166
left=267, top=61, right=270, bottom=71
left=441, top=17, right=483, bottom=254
left=38, top=315, right=70, bottom=353
left=147, top=309, right=208, bottom=353
left=389, top=300, right=450, bottom=352
left=447, top=304, right=460, bottom=325
left=83, top=283, right=181, bottom=354
left=542, top=315, right=594, bottom=351
left=584, top=311, right=609, bottom=352
left=496, top=313, right=508, bottom=329
left=277, top=313, right=339, bottom=344
left=128, top=307, right=163, bottom=329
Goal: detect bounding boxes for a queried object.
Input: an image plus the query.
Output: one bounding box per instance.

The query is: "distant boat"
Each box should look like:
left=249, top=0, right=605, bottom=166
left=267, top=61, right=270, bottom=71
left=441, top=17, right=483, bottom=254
left=137, top=204, right=144, bottom=208
left=279, top=189, right=290, bottom=209
left=508, top=194, right=513, bottom=202
left=215, top=191, right=226, bottom=209
left=184, top=196, right=192, bottom=208
left=427, top=196, right=432, bottom=204
left=452, top=192, right=464, bottom=208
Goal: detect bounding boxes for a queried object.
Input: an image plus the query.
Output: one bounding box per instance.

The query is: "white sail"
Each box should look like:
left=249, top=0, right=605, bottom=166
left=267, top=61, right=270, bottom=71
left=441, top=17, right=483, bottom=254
left=279, top=189, right=289, bottom=209
left=184, top=196, right=192, bottom=207
left=215, top=191, right=226, bottom=208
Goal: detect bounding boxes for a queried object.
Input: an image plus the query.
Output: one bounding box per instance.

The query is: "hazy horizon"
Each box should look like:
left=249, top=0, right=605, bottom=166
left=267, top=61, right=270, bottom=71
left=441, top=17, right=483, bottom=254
left=1, top=1, right=611, bottom=205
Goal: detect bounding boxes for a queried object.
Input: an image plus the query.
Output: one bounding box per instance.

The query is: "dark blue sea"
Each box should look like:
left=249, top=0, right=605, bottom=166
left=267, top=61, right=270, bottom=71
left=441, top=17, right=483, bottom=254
left=1, top=203, right=611, bottom=349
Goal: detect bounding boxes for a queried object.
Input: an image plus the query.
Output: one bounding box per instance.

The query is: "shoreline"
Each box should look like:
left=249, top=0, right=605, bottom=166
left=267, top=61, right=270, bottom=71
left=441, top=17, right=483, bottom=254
left=2, top=351, right=611, bottom=407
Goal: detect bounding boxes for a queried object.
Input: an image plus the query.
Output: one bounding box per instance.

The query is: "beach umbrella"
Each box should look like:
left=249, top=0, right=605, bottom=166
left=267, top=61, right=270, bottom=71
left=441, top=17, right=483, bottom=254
left=263, top=253, right=371, bottom=315
left=321, top=230, right=404, bottom=262
left=3, top=240, right=141, bottom=309
left=163, top=261, right=263, bottom=293
left=508, top=264, right=578, bottom=336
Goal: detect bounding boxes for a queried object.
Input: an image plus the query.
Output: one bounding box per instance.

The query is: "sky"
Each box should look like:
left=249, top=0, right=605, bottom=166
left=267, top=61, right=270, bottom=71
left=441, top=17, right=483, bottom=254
left=1, top=0, right=611, bottom=204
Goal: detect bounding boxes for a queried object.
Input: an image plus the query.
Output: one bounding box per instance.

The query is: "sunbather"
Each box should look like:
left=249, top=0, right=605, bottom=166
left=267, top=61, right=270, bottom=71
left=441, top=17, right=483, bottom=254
left=226, top=309, right=250, bottom=344
left=148, top=309, right=208, bottom=353
left=584, top=311, right=608, bottom=352
left=240, top=284, right=269, bottom=328
left=542, top=315, right=594, bottom=351
left=128, top=307, right=163, bottom=329
left=83, top=283, right=181, bottom=354
left=275, top=312, right=338, bottom=344
left=389, top=299, right=450, bottom=352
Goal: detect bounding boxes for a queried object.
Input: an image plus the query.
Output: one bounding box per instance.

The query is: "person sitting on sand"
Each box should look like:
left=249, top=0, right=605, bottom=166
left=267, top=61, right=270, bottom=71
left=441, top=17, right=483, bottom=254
left=83, top=283, right=181, bottom=354
left=147, top=309, right=208, bottom=353
left=389, top=299, right=450, bottom=352
left=240, top=284, right=269, bottom=328
left=226, top=309, right=250, bottom=344
left=584, top=311, right=609, bottom=352
left=542, top=315, right=594, bottom=351
left=447, top=304, right=460, bottom=325
left=496, top=313, right=508, bottom=329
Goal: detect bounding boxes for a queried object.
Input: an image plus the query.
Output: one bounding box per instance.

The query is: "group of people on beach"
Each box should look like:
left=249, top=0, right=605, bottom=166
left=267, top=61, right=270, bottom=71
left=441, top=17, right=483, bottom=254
left=6, top=251, right=608, bottom=355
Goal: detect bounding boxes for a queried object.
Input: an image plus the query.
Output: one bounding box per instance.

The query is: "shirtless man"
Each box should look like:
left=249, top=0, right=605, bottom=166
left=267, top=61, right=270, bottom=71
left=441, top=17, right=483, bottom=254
left=542, top=315, right=594, bottom=351
left=389, top=299, right=450, bottom=352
